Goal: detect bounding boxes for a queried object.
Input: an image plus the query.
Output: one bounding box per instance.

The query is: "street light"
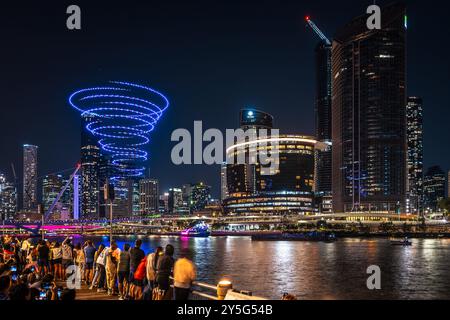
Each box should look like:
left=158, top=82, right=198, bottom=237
left=104, top=180, right=115, bottom=245
left=217, top=279, right=233, bottom=300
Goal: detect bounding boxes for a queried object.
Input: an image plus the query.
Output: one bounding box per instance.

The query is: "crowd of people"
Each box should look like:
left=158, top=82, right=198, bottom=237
left=0, top=235, right=197, bottom=301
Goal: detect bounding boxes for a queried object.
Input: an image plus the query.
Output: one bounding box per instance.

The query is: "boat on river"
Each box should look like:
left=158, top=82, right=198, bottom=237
left=180, top=221, right=211, bottom=238
left=390, top=239, right=412, bottom=246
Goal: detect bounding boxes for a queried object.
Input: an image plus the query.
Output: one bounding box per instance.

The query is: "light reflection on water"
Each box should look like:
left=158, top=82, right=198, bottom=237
left=72, top=236, right=450, bottom=300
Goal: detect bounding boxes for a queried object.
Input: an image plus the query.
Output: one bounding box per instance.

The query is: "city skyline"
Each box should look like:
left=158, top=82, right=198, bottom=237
left=2, top=1, right=450, bottom=305
left=0, top=0, right=449, bottom=199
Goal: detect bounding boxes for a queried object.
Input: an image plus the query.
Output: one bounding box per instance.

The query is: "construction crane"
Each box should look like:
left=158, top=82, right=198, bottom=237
left=305, top=16, right=331, bottom=46
left=43, top=163, right=81, bottom=223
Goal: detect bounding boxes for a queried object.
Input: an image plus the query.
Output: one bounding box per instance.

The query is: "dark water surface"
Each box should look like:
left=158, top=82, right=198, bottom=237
left=73, top=235, right=450, bottom=300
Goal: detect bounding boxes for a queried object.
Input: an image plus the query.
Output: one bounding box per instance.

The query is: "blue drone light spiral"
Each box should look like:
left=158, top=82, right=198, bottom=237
left=69, top=81, right=169, bottom=181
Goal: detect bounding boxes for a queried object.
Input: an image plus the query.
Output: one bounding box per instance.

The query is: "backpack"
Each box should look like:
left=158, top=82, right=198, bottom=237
left=134, top=257, right=147, bottom=281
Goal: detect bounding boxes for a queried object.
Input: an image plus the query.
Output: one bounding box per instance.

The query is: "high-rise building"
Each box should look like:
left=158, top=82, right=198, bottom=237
left=224, top=135, right=317, bottom=215
left=168, top=188, right=183, bottom=214
left=42, top=174, right=64, bottom=218
left=406, top=97, right=424, bottom=214
left=191, top=182, right=211, bottom=213
left=314, top=40, right=333, bottom=198
left=160, top=193, right=169, bottom=214
left=226, top=109, right=274, bottom=196
left=139, top=178, right=159, bottom=215
left=448, top=170, right=450, bottom=199
left=423, top=166, right=446, bottom=212
left=23, top=144, right=38, bottom=211
left=331, top=3, right=407, bottom=213
left=220, top=163, right=228, bottom=202
left=239, top=109, right=274, bottom=130
left=0, top=173, right=17, bottom=220
left=81, top=114, right=100, bottom=218
left=128, top=179, right=140, bottom=216
left=114, top=179, right=132, bottom=217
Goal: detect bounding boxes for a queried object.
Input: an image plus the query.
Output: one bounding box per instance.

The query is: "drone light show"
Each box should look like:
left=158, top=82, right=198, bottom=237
left=69, top=81, right=169, bottom=181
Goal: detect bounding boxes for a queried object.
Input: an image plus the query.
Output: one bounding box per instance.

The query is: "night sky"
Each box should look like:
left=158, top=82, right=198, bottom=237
left=0, top=0, right=449, bottom=199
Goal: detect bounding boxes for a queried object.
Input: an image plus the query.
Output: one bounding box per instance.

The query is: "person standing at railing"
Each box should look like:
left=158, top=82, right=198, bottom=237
left=105, top=241, right=120, bottom=296
left=117, top=243, right=130, bottom=300
left=154, top=244, right=174, bottom=300
left=173, top=250, right=196, bottom=301
left=128, top=239, right=145, bottom=299
left=84, top=240, right=96, bottom=286
left=50, top=242, right=63, bottom=280
left=37, top=240, right=50, bottom=276
left=143, top=246, right=163, bottom=300
left=61, top=237, right=74, bottom=278
left=90, top=244, right=106, bottom=291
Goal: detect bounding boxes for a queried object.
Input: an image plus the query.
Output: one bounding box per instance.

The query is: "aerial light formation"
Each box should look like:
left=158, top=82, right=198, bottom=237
left=69, top=81, right=169, bottom=181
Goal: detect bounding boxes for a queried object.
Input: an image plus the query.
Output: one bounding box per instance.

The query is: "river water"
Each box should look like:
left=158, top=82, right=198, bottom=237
left=74, top=235, right=450, bottom=300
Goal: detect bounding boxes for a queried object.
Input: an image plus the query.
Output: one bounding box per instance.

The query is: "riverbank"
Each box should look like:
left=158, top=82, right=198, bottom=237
left=143, top=230, right=450, bottom=239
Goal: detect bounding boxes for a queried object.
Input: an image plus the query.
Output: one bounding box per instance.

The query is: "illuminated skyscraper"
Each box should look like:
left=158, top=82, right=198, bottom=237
left=128, top=179, right=140, bottom=216
left=160, top=193, right=169, bottom=213
left=139, top=178, right=159, bottom=215
left=168, top=188, right=183, bottom=214
left=23, top=144, right=38, bottom=211
left=220, top=163, right=228, bottom=202
left=224, top=135, right=317, bottom=215
left=81, top=114, right=100, bottom=218
left=423, top=166, right=445, bottom=212
left=448, top=171, right=450, bottom=199
left=191, top=182, right=211, bottom=213
left=406, top=97, right=424, bottom=214
left=332, top=3, right=407, bottom=213
left=226, top=109, right=274, bottom=196
left=0, top=173, right=17, bottom=220
left=42, top=174, right=63, bottom=217
left=313, top=40, right=333, bottom=198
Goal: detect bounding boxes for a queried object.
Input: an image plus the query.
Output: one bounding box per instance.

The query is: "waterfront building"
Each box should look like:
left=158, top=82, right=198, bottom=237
left=113, top=179, right=134, bottom=217
left=182, top=184, right=192, bottom=203
left=0, top=173, right=17, bottom=220
left=220, top=163, right=229, bottom=202
left=331, top=3, right=407, bottom=213
left=23, top=144, right=38, bottom=211
left=160, top=192, right=169, bottom=213
left=448, top=170, right=450, bottom=199
left=226, top=109, right=274, bottom=196
left=224, top=135, right=322, bottom=215
left=313, top=36, right=333, bottom=211
left=42, top=174, right=64, bottom=218
left=191, top=182, right=211, bottom=213
left=406, top=97, right=424, bottom=214
left=81, top=114, right=100, bottom=218
left=423, top=166, right=446, bottom=212
left=128, top=179, right=140, bottom=216
left=239, top=109, right=273, bottom=130
left=168, top=188, right=184, bottom=214
left=139, top=178, right=159, bottom=215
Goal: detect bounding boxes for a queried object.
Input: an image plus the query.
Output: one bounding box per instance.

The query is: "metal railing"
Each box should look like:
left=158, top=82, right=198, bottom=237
left=169, top=277, right=267, bottom=300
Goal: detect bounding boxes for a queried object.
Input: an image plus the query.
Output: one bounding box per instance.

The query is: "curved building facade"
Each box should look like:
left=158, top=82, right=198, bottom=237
left=224, top=135, right=318, bottom=215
